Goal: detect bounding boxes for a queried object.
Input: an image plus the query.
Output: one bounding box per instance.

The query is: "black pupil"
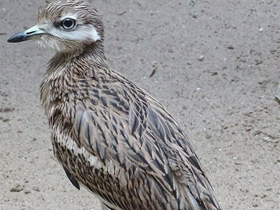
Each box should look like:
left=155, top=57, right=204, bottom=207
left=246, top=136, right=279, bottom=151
left=63, top=19, right=74, bottom=29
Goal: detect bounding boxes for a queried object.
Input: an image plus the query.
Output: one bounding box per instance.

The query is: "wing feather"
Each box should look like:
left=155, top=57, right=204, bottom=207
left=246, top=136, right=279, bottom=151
left=66, top=76, right=220, bottom=209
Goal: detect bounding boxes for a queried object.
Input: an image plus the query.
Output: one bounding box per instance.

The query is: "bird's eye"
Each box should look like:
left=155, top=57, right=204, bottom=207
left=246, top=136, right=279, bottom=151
left=60, top=18, right=76, bottom=30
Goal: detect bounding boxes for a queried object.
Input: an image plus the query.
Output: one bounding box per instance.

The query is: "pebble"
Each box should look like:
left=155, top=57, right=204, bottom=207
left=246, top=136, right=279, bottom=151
left=198, top=55, right=204, bottom=61
left=10, top=184, right=24, bottom=192
left=32, top=187, right=40, bottom=192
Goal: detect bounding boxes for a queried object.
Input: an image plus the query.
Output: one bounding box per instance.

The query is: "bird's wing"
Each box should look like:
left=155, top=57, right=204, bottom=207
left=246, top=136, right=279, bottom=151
left=68, top=80, right=220, bottom=209
left=144, top=98, right=220, bottom=209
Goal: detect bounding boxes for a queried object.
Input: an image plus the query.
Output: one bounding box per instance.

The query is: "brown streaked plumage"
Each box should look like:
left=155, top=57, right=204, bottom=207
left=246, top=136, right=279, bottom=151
left=8, top=1, right=222, bottom=209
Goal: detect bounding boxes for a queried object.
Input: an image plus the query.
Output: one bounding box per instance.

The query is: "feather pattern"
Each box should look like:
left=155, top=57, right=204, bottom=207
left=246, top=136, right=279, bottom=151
left=35, top=1, right=223, bottom=209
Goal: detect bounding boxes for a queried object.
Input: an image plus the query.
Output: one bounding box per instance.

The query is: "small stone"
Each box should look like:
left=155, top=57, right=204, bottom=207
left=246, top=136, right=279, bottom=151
left=32, top=187, right=40, bottom=192
left=10, top=184, right=24, bottom=192
left=275, top=82, right=280, bottom=103
left=253, top=130, right=261, bottom=136
left=0, top=107, right=15, bottom=112
left=263, top=136, right=270, bottom=141
left=198, top=55, right=204, bottom=61
left=245, top=127, right=252, bottom=132
left=255, top=60, right=263, bottom=65
left=2, top=118, right=10, bottom=122
left=24, top=190, right=31, bottom=194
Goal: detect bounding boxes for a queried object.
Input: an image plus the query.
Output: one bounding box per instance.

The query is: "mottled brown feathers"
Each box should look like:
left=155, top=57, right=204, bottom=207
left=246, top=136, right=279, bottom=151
left=38, top=0, right=222, bottom=209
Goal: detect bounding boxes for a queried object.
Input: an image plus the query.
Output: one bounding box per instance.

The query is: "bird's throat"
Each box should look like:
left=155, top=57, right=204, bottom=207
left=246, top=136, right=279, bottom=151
left=47, top=42, right=106, bottom=75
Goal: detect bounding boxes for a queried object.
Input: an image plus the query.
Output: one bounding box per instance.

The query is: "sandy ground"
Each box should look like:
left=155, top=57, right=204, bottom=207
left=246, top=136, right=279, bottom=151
left=0, top=0, right=279, bottom=209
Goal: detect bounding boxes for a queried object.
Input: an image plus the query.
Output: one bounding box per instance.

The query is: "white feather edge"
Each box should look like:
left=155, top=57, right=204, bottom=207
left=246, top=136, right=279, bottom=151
left=54, top=131, right=122, bottom=210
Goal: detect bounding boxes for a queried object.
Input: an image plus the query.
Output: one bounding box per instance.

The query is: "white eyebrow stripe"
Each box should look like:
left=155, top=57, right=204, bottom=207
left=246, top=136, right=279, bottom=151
left=50, top=26, right=101, bottom=42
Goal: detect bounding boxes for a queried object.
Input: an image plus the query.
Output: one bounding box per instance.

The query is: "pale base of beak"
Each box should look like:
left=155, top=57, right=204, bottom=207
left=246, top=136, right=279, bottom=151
left=8, top=25, right=45, bottom=43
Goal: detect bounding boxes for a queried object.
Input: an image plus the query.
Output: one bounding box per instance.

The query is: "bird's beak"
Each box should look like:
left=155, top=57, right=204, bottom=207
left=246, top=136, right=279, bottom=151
left=7, top=25, right=45, bottom=43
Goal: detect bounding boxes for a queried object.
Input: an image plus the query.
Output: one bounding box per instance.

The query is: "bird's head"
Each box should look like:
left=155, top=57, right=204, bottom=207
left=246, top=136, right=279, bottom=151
left=8, top=0, right=104, bottom=53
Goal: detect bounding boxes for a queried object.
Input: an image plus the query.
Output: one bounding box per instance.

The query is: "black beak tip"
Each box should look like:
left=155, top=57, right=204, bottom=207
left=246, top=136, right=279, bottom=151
left=7, top=37, right=15, bottom=43
left=7, top=32, right=27, bottom=43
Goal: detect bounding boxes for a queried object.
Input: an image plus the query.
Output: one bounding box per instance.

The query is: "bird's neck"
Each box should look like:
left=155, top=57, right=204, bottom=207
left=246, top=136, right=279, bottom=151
left=41, top=42, right=108, bottom=121
left=47, top=42, right=107, bottom=75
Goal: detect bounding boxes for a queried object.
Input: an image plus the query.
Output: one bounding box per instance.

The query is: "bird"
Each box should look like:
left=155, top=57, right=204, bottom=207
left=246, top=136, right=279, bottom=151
left=8, top=1, right=222, bottom=209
